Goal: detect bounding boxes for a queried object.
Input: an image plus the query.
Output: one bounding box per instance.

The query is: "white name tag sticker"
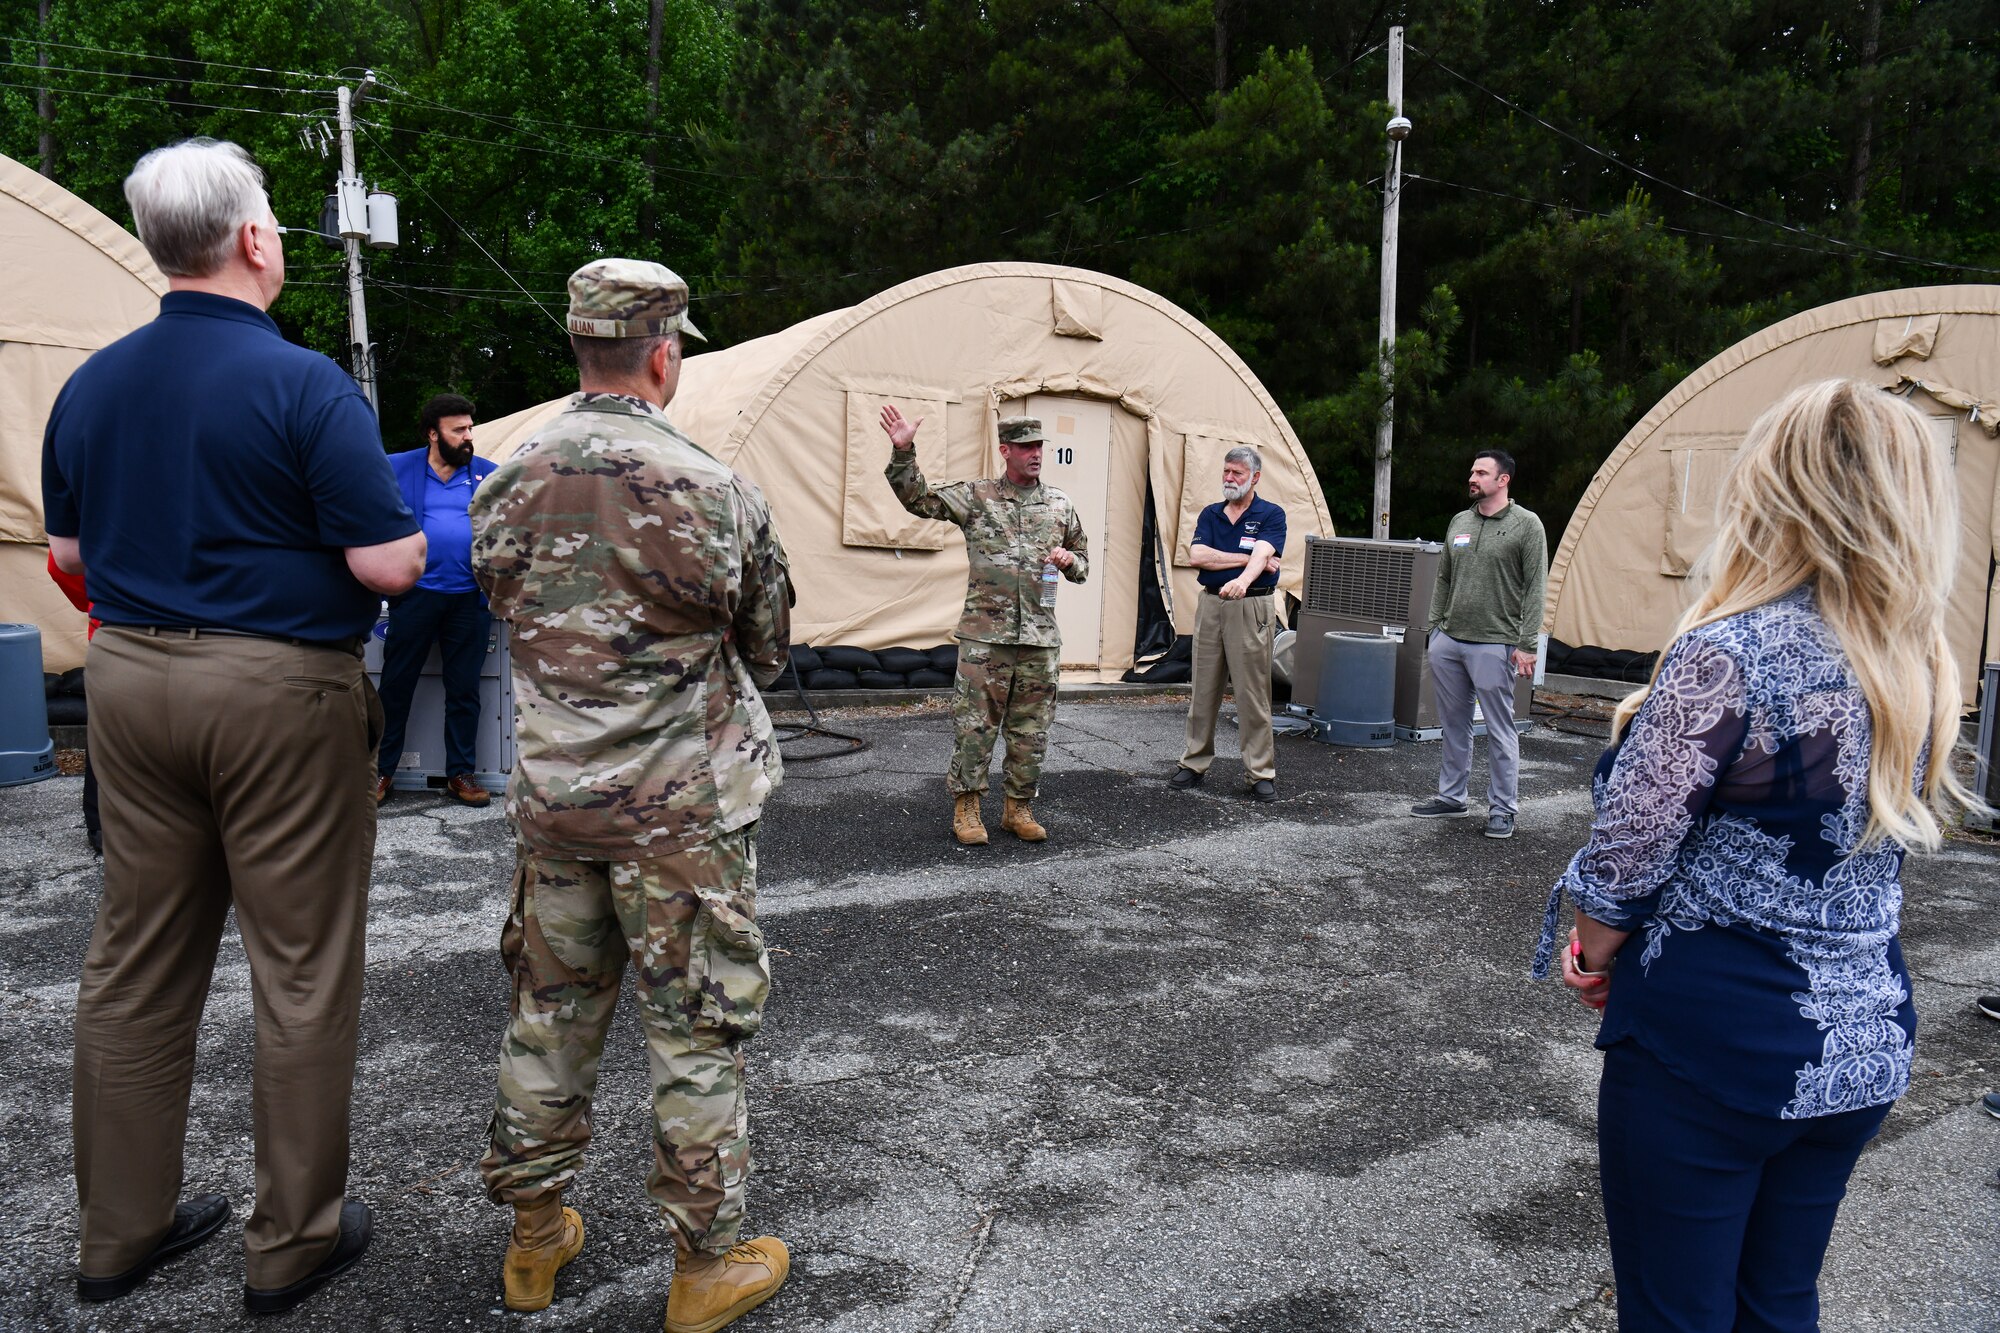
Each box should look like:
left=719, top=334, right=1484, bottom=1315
left=1239, top=536, right=1257, bottom=550
left=1452, top=533, right=1471, bottom=548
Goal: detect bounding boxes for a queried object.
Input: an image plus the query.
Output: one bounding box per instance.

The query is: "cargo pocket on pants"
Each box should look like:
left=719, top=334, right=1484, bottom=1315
left=499, top=861, right=529, bottom=979
left=688, top=890, right=770, bottom=1047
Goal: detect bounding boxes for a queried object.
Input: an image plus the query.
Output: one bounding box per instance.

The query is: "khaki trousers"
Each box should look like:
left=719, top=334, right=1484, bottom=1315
left=75, top=628, right=379, bottom=1289
left=1180, top=591, right=1277, bottom=782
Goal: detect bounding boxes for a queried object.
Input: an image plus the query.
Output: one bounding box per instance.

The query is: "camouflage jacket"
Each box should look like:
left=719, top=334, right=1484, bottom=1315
left=470, top=392, right=791, bottom=861
left=886, top=448, right=1088, bottom=648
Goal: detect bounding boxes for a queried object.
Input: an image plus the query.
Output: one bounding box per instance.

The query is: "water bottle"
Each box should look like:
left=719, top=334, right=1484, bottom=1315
left=1039, top=560, right=1059, bottom=608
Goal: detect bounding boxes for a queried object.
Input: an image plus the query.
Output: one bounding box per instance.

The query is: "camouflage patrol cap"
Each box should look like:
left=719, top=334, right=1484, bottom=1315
left=998, top=416, right=1046, bottom=446
left=565, top=258, right=707, bottom=342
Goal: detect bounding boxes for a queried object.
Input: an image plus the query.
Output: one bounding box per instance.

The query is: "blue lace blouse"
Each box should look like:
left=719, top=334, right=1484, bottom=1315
left=1533, top=586, right=1918, bottom=1119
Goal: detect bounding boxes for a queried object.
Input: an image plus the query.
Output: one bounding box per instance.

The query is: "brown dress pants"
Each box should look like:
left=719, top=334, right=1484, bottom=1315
left=74, top=627, right=379, bottom=1288
left=1180, top=590, right=1278, bottom=782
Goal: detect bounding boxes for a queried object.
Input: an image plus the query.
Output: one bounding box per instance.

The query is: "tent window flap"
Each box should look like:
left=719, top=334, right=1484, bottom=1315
left=1051, top=280, right=1104, bottom=341
left=1872, top=314, right=1940, bottom=365
left=1660, top=441, right=1739, bottom=577
left=1173, top=432, right=1262, bottom=567
left=842, top=390, right=951, bottom=550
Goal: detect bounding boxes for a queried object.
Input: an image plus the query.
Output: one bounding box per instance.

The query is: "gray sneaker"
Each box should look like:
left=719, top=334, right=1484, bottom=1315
left=1484, top=812, right=1515, bottom=839
left=1410, top=797, right=1468, bottom=818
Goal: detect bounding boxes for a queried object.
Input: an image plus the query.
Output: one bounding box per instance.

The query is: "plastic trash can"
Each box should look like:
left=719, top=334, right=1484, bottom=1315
left=1313, top=630, right=1396, bottom=748
left=0, top=623, right=57, bottom=786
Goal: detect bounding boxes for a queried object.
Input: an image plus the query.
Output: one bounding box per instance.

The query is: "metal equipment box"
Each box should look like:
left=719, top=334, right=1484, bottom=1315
left=363, top=609, right=514, bottom=792
left=1971, top=662, right=1999, bottom=833
left=1292, top=535, right=1530, bottom=741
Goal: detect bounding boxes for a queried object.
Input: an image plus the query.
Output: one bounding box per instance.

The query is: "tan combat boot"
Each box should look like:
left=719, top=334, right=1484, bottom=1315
left=1002, top=797, right=1047, bottom=842
left=502, top=1196, right=585, bottom=1312
left=664, top=1236, right=790, bottom=1333
left=953, top=793, right=988, bottom=845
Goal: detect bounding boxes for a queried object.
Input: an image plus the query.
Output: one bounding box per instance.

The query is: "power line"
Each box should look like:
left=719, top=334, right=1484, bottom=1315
left=3, top=37, right=343, bottom=84
left=1408, top=43, right=2000, bottom=278
left=0, top=78, right=317, bottom=119
left=0, top=57, right=334, bottom=100
left=354, top=116, right=756, bottom=181
left=1401, top=172, right=1938, bottom=267
left=355, top=121, right=569, bottom=333
left=372, top=76, right=708, bottom=148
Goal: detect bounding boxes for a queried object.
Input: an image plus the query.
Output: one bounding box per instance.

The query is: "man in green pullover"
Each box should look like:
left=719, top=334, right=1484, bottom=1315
left=1410, top=448, right=1547, bottom=839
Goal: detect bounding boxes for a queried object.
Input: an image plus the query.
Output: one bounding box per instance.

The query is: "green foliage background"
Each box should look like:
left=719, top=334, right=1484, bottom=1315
left=6, top=0, right=1998, bottom=547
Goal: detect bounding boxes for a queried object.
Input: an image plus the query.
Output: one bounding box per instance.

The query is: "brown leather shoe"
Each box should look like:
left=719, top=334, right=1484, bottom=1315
left=445, top=774, right=491, bottom=806
left=373, top=775, right=393, bottom=805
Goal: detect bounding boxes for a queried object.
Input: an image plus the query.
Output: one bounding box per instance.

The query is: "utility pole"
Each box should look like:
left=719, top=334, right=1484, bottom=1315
left=335, top=74, right=378, bottom=414
left=1372, top=27, right=1410, bottom=540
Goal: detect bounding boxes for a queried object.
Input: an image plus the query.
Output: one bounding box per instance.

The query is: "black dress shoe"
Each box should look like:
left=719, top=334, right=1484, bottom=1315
left=1249, top=779, right=1277, bottom=802
left=243, top=1199, right=372, bottom=1315
left=78, top=1193, right=231, bottom=1301
left=1169, top=766, right=1204, bottom=788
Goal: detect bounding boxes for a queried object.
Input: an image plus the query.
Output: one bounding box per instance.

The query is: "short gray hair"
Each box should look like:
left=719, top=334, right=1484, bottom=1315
left=123, top=138, right=269, bottom=278
left=570, top=331, right=674, bottom=379
left=1223, top=445, right=1263, bottom=473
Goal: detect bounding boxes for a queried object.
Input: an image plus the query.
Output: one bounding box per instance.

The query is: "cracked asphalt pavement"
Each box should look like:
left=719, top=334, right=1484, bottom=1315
left=3, top=699, right=1996, bottom=1331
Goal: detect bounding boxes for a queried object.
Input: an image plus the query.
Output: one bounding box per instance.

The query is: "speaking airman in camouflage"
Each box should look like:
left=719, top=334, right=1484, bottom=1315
left=470, top=258, right=794, bottom=1333
left=880, top=407, right=1088, bottom=845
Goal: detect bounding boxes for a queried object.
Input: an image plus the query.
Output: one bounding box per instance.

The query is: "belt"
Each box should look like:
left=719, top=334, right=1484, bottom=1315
left=1201, top=585, right=1275, bottom=598
left=127, top=625, right=367, bottom=658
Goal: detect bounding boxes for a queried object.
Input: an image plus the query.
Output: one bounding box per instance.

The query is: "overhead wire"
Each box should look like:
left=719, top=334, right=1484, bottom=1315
left=354, top=121, right=570, bottom=333
left=1400, top=172, right=1984, bottom=269
left=0, top=57, right=336, bottom=100
left=371, top=75, right=709, bottom=148
left=1407, top=42, right=2000, bottom=278
left=355, top=115, right=755, bottom=180
left=1, top=37, right=347, bottom=84
left=0, top=78, right=319, bottom=119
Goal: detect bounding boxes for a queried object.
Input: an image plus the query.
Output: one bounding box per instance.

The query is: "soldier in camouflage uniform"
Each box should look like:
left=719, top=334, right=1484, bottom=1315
left=469, top=259, right=794, bottom=1333
left=879, top=406, right=1088, bottom=845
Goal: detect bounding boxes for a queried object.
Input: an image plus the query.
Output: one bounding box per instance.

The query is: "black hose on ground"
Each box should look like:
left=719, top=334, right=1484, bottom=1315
left=770, top=675, right=871, bottom=763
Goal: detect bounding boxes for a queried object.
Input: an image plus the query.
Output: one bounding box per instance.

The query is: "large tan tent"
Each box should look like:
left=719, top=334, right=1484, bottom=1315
left=482, top=262, right=1334, bottom=679
left=0, top=153, right=167, bottom=671
left=1546, top=285, right=2000, bottom=705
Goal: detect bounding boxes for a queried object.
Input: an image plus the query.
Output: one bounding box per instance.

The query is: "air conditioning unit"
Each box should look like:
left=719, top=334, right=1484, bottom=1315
left=1971, top=661, right=1999, bottom=833
left=1292, top=535, right=1530, bottom=741
left=363, top=609, right=514, bottom=792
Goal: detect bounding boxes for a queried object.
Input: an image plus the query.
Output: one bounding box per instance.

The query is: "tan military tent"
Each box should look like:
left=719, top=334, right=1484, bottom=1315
left=1546, top=285, right=2000, bottom=705
left=0, top=152, right=167, bottom=671
left=481, top=262, right=1334, bottom=679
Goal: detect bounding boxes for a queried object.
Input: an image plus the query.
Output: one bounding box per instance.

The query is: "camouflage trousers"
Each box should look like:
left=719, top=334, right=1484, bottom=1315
left=948, top=640, right=1059, bottom=800
left=479, top=827, right=770, bottom=1255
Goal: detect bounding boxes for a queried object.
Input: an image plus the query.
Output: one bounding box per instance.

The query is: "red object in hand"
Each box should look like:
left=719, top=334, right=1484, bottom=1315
left=47, top=550, right=100, bottom=639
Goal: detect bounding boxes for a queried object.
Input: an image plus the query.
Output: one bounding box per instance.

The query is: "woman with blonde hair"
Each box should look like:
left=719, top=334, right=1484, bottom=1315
left=1532, top=378, right=1973, bottom=1332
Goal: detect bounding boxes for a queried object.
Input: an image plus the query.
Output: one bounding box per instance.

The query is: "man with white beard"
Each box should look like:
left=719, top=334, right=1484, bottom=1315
left=1169, top=446, right=1286, bottom=800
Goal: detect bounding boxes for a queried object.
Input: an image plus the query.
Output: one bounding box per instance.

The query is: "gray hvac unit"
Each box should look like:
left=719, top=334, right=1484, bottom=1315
left=1972, top=661, right=2000, bottom=833
left=1292, top=535, right=1530, bottom=741
left=363, top=609, right=515, bottom=792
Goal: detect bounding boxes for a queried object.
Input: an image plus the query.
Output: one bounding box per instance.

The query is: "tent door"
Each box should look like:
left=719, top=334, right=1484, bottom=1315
left=1025, top=394, right=1112, bottom=669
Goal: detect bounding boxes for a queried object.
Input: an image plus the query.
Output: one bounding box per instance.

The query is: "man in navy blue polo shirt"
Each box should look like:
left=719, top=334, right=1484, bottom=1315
left=375, top=393, right=497, bottom=806
left=1170, top=445, right=1286, bottom=800
left=42, top=138, right=423, bottom=1315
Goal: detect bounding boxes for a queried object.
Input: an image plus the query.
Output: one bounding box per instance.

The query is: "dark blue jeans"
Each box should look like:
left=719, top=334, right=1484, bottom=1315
left=374, top=587, right=488, bottom=780
left=1597, top=1039, right=1891, bottom=1333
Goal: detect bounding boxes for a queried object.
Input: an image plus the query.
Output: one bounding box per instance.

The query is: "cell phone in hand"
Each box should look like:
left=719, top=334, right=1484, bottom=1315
left=1570, top=938, right=1609, bottom=981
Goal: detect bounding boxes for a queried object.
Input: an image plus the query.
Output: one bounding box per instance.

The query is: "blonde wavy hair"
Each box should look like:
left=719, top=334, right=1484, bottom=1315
left=1611, top=378, right=1973, bottom=850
